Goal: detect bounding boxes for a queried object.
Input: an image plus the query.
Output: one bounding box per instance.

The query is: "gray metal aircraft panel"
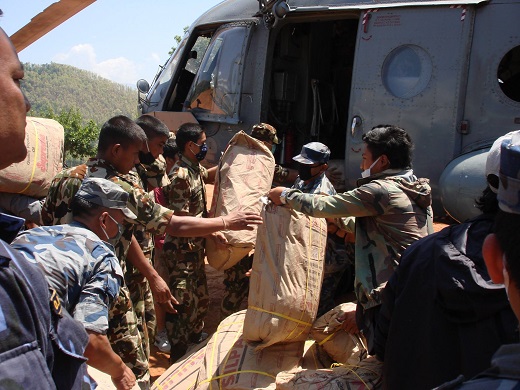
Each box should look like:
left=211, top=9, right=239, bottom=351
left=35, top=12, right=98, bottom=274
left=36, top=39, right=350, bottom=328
left=346, top=5, right=474, bottom=210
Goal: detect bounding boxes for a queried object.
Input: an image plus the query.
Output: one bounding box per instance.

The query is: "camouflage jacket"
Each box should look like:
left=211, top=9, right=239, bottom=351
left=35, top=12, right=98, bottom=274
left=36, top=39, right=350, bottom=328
left=436, top=344, right=520, bottom=389
left=41, top=158, right=173, bottom=270
left=162, top=154, right=208, bottom=253
left=284, top=169, right=433, bottom=309
left=12, top=222, right=123, bottom=334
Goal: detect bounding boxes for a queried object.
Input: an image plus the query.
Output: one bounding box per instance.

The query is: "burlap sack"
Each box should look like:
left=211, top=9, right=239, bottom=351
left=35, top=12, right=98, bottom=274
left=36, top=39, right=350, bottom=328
left=206, top=131, right=275, bottom=271
left=276, top=356, right=383, bottom=390
left=151, top=346, right=205, bottom=390
left=243, top=204, right=327, bottom=349
left=0, top=117, right=64, bottom=198
left=310, top=302, right=367, bottom=365
left=301, top=340, right=334, bottom=370
left=197, top=310, right=303, bottom=390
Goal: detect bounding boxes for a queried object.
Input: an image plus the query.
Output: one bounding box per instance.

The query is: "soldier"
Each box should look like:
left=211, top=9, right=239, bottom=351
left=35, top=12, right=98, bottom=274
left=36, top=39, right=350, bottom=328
left=269, top=125, right=433, bottom=353
left=290, top=142, right=355, bottom=316
left=13, top=178, right=137, bottom=390
left=161, top=123, right=225, bottom=363
left=128, top=114, right=170, bottom=362
left=0, top=26, right=91, bottom=389
left=42, top=115, right=262, bottom=385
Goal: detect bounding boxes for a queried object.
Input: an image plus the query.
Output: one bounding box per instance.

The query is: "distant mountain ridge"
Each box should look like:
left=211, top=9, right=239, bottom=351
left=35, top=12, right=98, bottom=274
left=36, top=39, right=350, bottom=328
left=23, top=62, right=139, bottom=125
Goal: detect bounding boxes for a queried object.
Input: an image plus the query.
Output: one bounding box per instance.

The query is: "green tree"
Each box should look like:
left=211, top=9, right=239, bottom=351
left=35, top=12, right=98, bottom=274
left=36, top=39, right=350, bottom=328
left=168, top=26, right=189, bottom=55
left=34, top=107, right=100, bottom=161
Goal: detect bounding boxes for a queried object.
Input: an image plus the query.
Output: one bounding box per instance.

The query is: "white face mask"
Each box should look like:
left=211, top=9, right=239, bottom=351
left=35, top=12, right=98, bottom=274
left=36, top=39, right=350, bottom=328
left=361, top=156, right=380, bottom=178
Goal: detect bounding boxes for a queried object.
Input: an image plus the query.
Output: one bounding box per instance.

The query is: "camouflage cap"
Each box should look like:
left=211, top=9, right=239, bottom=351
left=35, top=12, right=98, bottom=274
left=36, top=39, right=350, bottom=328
left=75, top=178, right=137, bottom=219
left=250, top=123, right=280, bottom=144
left=498, top=131, right=520, bottom=214
left=293, top=142, right=331, bottom=165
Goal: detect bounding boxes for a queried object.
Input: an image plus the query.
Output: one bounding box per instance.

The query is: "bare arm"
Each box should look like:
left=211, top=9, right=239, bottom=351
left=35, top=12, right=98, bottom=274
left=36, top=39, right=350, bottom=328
left=126, top=236, right=178, bottom=312
left=205, top=166, right=218, bottom=184
left=165, top=209, right=262, bottom=237
left=84, top=331, right=136, bottom=390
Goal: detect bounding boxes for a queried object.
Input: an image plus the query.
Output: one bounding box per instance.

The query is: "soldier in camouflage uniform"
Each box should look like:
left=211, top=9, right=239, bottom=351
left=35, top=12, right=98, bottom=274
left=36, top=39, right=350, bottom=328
left=220, top=123, right=297, bottom=319
left=127, top=115, right=171, bottom=359
left=290, top=142, right=356, bottom=317
left=436, top=131, right=520, bottom=389
left=161, top=123, right=222, bottom=363
left=13, top=178, right=137, bottom=390
left=269, top=125, right=433, bottom=353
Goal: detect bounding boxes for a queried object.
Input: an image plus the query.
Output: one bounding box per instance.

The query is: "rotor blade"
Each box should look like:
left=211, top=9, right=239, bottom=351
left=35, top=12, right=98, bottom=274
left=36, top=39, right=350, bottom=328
left=10, top=0, right=96, bottom=52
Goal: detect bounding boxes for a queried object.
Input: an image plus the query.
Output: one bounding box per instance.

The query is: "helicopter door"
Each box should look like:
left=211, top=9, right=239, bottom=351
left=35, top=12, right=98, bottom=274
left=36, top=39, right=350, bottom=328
left=346, top=6, right=474, bottom=191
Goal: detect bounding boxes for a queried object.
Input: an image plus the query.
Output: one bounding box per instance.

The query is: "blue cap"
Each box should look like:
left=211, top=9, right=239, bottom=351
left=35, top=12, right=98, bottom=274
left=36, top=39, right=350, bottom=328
left=292, top=142, right=331, bottom=165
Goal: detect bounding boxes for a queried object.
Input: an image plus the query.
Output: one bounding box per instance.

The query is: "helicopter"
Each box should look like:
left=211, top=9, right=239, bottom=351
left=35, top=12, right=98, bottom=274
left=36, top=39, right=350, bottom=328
left=136, top=0, right=520, bottom=222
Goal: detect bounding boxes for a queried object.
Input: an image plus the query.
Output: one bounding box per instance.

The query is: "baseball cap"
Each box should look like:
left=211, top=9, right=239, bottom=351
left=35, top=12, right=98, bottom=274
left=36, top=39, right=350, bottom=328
left=75, top=178, right=137, bottom=219
left=292, top=142, right=331, bottom=165
left=498, top=131, right=520, bottom=214
left=250, top=123, right=280, bottom=144
left=486, top=131, right=520, bottom=193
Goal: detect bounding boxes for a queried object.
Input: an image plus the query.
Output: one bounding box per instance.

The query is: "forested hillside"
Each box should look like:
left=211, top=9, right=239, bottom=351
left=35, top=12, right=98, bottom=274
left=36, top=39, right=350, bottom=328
left=23, top=62, right=138, bottom=125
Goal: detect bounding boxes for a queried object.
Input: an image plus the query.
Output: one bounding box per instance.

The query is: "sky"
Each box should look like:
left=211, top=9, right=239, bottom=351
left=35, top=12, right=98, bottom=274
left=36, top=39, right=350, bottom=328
left=1, top=0, right=224, bottom=87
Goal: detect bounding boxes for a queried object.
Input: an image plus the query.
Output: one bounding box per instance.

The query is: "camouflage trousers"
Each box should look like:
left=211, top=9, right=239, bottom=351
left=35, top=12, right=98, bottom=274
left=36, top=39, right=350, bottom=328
left=107, top=284, right=149, bottom=383
left=318, top=234, right=356, bottom=317
left=163, top=249, right=209, bottom=364
left=220, top=253, right=253, bottom=320
left=127, top=278, right=156, bottom=360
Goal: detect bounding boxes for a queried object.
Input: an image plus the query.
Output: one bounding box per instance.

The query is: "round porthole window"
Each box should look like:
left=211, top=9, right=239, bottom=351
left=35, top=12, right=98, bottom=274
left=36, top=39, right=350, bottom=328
left=498, top=46, right=520, bottom=102
left=382, top=45, right=432, bottom=99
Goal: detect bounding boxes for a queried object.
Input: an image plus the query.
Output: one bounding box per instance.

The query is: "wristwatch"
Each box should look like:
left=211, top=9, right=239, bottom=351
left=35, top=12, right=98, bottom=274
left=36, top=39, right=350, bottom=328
left=280, top=188, right=289, bottom=205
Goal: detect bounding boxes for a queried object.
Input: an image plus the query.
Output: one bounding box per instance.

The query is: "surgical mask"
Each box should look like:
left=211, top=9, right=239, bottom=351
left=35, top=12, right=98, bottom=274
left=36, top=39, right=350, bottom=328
left=139, top=140, right=156, bottom=165
left=100, top=213, right=124, bottom=244
left=192, top=142, right=208, bottom=161
left=298, top=164, right=320, bottom=181
left=361, top=156, right=380, bottom=178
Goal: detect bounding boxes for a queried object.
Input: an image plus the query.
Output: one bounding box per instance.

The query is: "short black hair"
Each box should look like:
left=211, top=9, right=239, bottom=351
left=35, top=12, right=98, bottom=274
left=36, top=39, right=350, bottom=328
left=362, top=125, right=413, bottom=170
left=135, top=115, right=170, bottom=140
left=475, top=186, right=499, bottom=215
left=176, top=123, right=204, bottom=152
left=97, top=115, right=147, bottom=154
left=494, top=210, right=520, bottom=289
left=163, top=138, right=179, bottom=159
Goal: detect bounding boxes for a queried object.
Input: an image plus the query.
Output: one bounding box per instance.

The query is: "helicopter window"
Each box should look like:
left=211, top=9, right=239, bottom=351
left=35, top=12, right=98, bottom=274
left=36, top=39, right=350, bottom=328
left=382, top=45, right=432, bottom=99
left=184, top=24, right=252, bottom=123
left=146, top=36, right=189, bottom=106
left=498, top=46, right=520, bottom=102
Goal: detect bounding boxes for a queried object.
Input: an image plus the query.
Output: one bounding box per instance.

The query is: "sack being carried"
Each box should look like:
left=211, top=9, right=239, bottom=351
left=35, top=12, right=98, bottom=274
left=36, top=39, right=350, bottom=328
left=0, top=117, right=64, bottom=198
left=206, top=131, right=275, bottom=270
left=244, top=204, right=327, bottom=349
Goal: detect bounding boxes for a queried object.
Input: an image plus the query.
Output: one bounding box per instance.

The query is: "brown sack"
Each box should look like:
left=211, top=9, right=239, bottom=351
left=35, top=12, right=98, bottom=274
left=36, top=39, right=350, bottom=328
left=206, top=131, right=275, bottom=271
left=243, top=204, right=327, bottom=349
left=310, top=302, right=367, bottom=365
left=197, top=310, right=303, bottom=390
left=151, top=346, right=205, bottom=390
left=0, top=117, right=64, bottom=198
left=276, top=356, right=383, bottom=390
